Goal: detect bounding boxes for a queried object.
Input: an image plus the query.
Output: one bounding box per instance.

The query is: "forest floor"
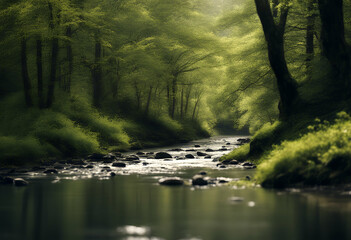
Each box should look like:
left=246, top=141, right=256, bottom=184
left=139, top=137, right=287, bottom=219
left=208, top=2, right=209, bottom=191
left=0, top=94, right=210, bottom=167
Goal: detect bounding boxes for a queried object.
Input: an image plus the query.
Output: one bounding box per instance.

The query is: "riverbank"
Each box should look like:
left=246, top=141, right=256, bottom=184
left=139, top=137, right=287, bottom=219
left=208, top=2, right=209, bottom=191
left=1, top=135, right=351, bottom=240
left=0, top=94, right=210, bottom=167
left=221, top=111, right=351, bottom=188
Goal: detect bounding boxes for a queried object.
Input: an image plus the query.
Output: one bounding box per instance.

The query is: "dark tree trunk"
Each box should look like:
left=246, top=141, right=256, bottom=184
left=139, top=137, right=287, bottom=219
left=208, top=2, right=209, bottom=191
left=180, top=86, right=184, bottom=119
left=66, top=26, right=73, bottom=93
left=318, top=0, right=350, bottom=94
left=134, top=81, right=141, bottom=110
left=112, top=59, right=120, bottom=99
left=184, top=85, right=192, bottom=117
left=254, top=0, right=299, bottom=119
left=306, top=0, right=317, bottom=77
left=145, top=86, right=153, bottom=116
left=92, top=40, right=102, bottom=108
left=36, top=39, right=44, bottom=108
left=46, top=37, right=59, bottom=108
left=192, top=98, right=200, bottom=121
left=21, top=38, right=33, bottom=107
left=46, top=3, right=59, bottom=108
left=166, top=84, right=171, bottom=116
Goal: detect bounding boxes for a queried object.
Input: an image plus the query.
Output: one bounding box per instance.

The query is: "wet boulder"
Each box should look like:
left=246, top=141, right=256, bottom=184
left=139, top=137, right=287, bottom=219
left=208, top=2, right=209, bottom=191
left=112, top=162, right=126, bottom=168
left=205, top=149, right=215, bottom=152
left=205, top=155, right=212, bottom=159
left=87, top=153, right=105, bottom=161
left=198, top=171, right=207, bottom=175
left=14, top=178, right=28, bottom=187
left=155, top=152, right=172, bottom=159
left=242, top=162, right=254, bottom=167
left=110, top=172, right=116, bottom=177
left=194, top=145, right=201, bottom=148
left=159, top=177, right=184, bottom=186
left=185, top=154, right=195, bottom=159
left=186, top=149, right=196, bottom=152
left=44, top=169, right=58, bottom=174
left=103, top=159, right=114, bottom=164
left=125, top=155, right=140, bottom=161
left=229, top=160, right=239, bottom=165
left=222, top=159, right=239, bottom=165
left=136, top=152, right=145, bottom=156
left=192, top=175, right=208, bottom=186
left=197, top=152, right=207, bottom=157
left=237, top=138, right=250, bottom=144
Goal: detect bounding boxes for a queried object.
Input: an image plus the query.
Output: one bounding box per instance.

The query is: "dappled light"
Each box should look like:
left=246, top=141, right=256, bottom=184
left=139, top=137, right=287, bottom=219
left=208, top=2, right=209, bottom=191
left=1, top=0, right=351, bottom=239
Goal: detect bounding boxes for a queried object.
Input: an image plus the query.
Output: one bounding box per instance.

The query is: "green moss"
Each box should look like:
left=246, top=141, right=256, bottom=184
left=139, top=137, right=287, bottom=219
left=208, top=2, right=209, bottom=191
left=220, top=143, right=250, bottom=162
left=256, top=112, right=351, bottom=188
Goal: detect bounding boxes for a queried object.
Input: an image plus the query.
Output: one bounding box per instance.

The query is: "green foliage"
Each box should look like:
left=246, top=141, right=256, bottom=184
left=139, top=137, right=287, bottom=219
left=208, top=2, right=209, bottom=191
left=220, top=143, right=250, bottom=162
left=256, top=112, right=351, bottom=188
left=0, top=136, right=46, bottom=165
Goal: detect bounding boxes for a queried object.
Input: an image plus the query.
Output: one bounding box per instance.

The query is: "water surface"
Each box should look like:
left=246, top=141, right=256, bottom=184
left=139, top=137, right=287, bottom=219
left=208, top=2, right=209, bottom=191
left=1, top=136, right=351, bottom=240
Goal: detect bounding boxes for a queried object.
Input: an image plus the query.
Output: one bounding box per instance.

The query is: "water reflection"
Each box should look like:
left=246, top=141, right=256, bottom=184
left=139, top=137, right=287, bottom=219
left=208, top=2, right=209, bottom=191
left=1, top=174, right=351, bottom=240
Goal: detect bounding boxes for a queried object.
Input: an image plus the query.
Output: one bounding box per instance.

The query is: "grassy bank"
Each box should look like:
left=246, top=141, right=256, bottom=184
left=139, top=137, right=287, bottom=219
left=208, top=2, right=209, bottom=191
left=0, top=94, right=210, bottom=166
left=221, top=110, right=351, bottom=188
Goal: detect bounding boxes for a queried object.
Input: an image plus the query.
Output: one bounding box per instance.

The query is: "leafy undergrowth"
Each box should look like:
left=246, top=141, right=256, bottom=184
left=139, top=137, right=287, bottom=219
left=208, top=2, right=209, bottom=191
left=220, top=143, right=250, bottom=162
left=256, top=112, right=351, bottom=188
left=0, top=94, right=209, bottom=166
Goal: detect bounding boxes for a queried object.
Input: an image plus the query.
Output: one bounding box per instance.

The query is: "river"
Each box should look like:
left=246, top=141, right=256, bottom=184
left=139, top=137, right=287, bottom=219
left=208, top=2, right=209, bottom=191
left=1, top=136, right=351, bottom=240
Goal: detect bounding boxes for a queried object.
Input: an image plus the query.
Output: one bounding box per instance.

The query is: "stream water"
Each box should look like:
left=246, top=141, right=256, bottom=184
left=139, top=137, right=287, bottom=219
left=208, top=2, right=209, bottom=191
left=1, top=136, right=351, bottom=240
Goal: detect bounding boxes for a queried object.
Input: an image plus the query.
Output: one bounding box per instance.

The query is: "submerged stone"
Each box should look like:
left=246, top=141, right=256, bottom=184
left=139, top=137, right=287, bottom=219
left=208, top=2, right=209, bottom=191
left=192, top=175, right=208, bottom=186
left=159, top=177, right=184, bottom=186
left=197, top=152, right=207, bottom=156
left=14, top=178, right=28, bottom=187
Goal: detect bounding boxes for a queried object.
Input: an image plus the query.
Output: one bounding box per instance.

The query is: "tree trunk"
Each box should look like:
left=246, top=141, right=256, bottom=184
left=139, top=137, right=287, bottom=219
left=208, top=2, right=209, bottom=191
left=145, top=86, right=153, bottom=116
left=306, top=0, right=317, bottom=78
left=21, top=37, right=33, bottom=107
left=46, top=3, right=59, bottom=108
left=184, top=85, right=192, bottom=117
left=180, top=86, right=184, bottom=119
left=36, top=39, right=44, bottom=108
left=192, top=98, right=200, bottom=121
left=166, top=84, right=171, bottom=116
left=171, top=76, right=177, bottom=119
left=112, top=59, right=120, bottom=99
left=134, top=81, right=141, bottom=110
left=46, top=38, right=59, bottom=108
left=92, top=40, right=102, bottom=108
left=318, top=0, right=350, bottom=94
left=66, top=26, right=73, bottom=93
left=254, top=0, right=299, bottom=119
